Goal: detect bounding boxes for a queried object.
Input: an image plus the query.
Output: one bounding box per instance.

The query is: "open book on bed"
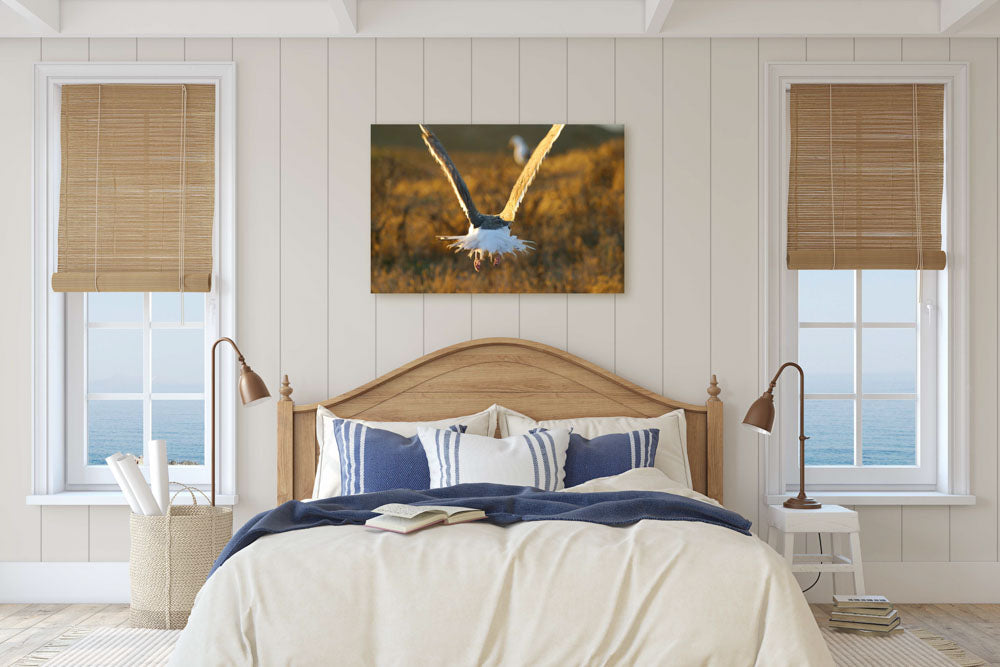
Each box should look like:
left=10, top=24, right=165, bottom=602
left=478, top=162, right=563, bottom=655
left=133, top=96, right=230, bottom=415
left=365, top=503, right=486, bottom=534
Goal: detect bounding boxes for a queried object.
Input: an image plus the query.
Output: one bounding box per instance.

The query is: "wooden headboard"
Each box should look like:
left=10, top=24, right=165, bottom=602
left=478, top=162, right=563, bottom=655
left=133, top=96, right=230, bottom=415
left=277, top=338, right=724, bottom=504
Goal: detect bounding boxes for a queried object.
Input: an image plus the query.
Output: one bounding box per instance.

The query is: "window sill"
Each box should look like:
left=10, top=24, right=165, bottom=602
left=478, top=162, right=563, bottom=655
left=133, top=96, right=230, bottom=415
left=766, top=492, right=975, bottom=506
left=26, top=492, right=238, bottom=506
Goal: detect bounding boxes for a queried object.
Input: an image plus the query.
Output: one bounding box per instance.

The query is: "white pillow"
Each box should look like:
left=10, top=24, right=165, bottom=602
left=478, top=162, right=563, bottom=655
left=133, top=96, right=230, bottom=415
left=418, top=427, right=571, bottom=491
left=313, top=404, right=498, bottom=498
left=563, top=468, right=721, bottom=508
left=498, top=406, right=692, bottom=489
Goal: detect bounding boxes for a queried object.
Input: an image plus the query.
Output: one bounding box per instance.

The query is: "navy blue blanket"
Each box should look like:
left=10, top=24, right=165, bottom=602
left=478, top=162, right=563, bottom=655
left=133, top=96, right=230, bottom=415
left=211, top=483, right=750, bottom=576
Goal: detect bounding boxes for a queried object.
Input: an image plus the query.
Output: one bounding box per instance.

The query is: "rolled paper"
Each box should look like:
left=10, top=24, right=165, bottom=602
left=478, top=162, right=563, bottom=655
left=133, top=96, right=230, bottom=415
left=116, top=454, right=162, bottom=516
left=149, top=439, right=170, bottom=516
left=106, top=453, right=142, bottom=514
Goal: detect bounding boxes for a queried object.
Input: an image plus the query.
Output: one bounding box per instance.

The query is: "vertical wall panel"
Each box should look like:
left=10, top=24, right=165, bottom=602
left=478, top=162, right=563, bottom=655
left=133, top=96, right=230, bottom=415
left=902, top=507, right=950, bottom=562
left=423, top=39, right=473, bottom=353
left=518, top=38, right=568, bottom=349
left=469, top=38, right=520, bottom=339
left=711, top=38, right=758, bottom=529
left=950, top=38, right=999, bottom=562
left=234, top=38, right=281, bottom=524
left=566, top=38, right=616, bottom=371
left=40, top=507, right=88, bottom=562
left=902, top=38, right=950, bottom=61
left=853, top=37, right=901, bottom=61
left=376, top=39, right=426, bottom=374
left=614, top=39, right=663, bottom=392
left=0, top=39, right=42, bottom=561
left=88, top=507, right=130, bottom=561
left=805, top=37, right=854, bottom=61
left=88, top=38, right=137, bottom=61
left=41, top=38, right=87, bottom=60
left=858, top=506, right=902, bottom=561
left=137, top=38, right=184, bottom=60
left=184, top=38, right=233, bottom=60
left=329, top=39, right=378, bottom=394
left=662, top=38, right=711, bottom=405
left=280, top=39, right=329, bottom=402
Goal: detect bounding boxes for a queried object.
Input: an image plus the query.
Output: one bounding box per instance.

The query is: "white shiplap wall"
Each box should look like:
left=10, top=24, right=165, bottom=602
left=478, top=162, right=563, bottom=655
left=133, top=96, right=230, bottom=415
left=0, top=36, right=997, bottom=602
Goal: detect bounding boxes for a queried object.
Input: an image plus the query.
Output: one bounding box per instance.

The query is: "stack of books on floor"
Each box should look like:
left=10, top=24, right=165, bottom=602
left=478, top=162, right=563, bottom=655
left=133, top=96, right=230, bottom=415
left=829, top=595, right=901, bottom=634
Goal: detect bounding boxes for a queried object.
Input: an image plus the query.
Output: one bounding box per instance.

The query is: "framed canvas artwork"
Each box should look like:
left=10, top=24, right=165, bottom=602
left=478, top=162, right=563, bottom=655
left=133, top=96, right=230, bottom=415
left=371, top=124, right=624, bottom=294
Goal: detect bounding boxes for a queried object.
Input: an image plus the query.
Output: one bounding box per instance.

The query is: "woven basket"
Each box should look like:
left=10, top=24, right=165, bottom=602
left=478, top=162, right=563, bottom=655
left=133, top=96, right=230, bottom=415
left=129, top=485, right=232, bottom=629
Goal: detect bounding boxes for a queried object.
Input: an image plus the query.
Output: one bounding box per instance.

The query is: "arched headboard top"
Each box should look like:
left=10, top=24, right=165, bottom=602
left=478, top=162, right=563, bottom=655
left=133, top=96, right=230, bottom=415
left=277, top=338, right=723, bottom=503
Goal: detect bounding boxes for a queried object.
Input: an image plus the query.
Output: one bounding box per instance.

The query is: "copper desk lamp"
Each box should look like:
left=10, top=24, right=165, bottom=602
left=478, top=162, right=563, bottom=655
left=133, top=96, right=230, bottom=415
left=210, top=337, right=271, bottom=506
left=743, top=362, right=821, bottom=510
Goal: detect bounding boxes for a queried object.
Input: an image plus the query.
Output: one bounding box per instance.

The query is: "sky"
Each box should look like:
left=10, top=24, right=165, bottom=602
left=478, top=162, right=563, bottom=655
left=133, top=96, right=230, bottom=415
left=798, top=270, right=918, bottom=395
left=87, top=292, right=205, bottom=394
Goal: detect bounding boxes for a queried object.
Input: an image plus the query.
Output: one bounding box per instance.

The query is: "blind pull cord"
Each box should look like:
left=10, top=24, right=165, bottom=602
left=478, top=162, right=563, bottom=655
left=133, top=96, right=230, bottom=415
left=912, top=84, right=924, bottom=272
left=178, top=85, right=188, bottom=294
left=828, top=84, right=836, bottom=270
left=93, top=84, right=102, bottom=292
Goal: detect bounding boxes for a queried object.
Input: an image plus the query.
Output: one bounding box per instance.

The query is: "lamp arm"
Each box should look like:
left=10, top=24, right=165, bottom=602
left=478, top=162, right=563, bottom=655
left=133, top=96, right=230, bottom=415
left=768, top=361, right=814, bottom=506
left=212, top=336, right=246, bottom=364
left=209, top=337, right=243, bottom=507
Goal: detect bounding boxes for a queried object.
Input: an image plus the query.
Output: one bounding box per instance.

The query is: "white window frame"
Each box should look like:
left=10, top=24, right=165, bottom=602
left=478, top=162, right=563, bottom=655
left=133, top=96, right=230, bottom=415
left=761, top=62, right=970, bottom=500
left=30, top=62, right=237, bottom=503
left=66, top=291, right=214, bottom=487
left=792, top=270, right=935, bottom=486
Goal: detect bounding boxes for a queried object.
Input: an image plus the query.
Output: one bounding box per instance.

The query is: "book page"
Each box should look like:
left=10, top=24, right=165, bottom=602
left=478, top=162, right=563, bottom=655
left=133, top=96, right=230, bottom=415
left=414, top=505, right=480, bottom=517
left=372, top=503, right=442, bottom=519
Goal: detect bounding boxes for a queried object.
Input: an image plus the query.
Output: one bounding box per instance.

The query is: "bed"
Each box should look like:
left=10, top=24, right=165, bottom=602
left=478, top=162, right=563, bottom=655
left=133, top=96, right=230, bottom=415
left=171, top=338, right=833, bottom=665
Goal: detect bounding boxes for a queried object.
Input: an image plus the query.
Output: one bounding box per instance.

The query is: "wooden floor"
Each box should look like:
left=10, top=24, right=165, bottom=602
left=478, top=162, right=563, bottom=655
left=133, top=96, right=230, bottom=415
left=0, top=603, right=129, bottom=666
left=0, top=603, right=997, bottom=665
left=812, top=603, right=1000, bottom=666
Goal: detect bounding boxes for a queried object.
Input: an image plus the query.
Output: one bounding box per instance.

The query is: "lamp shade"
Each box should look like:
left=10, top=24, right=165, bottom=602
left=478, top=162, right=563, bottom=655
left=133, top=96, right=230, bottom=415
left=742, top=391, right=776, bottom=435
left=238, top=363, right=271, bottom=406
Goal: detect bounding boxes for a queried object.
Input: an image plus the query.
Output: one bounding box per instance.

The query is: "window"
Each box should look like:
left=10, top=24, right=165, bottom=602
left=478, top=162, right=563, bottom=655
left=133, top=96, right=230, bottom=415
left=31, top=63, right=236, bottom=501
left=763, top=62, right=970, bottom=498
left=793, top=269, right=936, bottom=486
left=65, top=292, right=212, bottom=487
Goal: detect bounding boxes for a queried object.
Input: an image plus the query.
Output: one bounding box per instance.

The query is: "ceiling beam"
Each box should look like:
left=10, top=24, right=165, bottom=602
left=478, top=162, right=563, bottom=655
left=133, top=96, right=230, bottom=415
left=644, top=0, right=675, bottom=34
left=940, top=0, right=1000, bottom=32
left=330, top=0, right=357, bottom=33
left=1, top=0, right=58, bottom=32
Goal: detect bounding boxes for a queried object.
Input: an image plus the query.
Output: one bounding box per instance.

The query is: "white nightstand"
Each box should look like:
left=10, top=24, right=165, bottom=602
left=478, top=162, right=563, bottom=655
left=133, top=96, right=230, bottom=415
left=766, top=504, right=865, bottom=595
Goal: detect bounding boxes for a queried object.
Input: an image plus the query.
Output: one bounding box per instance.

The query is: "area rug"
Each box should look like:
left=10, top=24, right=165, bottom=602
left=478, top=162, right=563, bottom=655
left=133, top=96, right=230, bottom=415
left=13, top=624, right=987, bottom=666
left=12, top=627, right=181, bottom=666
left=821, top=626, right=986, bottom=667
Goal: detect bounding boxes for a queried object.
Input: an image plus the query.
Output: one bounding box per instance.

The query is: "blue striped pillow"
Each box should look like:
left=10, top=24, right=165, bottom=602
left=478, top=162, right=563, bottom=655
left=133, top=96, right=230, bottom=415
left=332, top=419, right=465, bottom=496
left=418, top=428, right=571, bottom=491
left=553, top=428, right=660, bottom=487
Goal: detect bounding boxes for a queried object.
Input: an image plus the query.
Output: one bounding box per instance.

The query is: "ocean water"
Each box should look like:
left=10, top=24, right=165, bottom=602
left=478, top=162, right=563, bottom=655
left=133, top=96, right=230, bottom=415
left=804, top=399, right=916, bottom=466
left=88, top=400, right=205, bottom=465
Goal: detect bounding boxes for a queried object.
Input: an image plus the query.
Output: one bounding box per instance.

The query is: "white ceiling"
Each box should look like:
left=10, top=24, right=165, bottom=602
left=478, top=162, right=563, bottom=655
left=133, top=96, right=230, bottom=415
left=3, top=0, right=1000, bottom=38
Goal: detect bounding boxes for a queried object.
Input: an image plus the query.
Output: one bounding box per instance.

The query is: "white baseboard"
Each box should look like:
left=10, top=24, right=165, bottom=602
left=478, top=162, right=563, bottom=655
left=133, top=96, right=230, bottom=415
left=0, top=562, right=129, bottom=603
left=802, top=561, right=1000, bottom=603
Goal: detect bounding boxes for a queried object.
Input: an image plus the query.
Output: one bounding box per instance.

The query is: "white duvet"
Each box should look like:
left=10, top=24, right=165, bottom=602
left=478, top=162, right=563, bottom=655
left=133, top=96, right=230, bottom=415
left=172, top=469, right=833, bottom=666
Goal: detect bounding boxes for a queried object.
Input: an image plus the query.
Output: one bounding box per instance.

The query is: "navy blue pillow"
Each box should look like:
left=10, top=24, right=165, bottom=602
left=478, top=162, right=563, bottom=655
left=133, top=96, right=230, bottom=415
left=554, top=428, right=660, bottom=487
left=333, top=419, right=465, bottom=495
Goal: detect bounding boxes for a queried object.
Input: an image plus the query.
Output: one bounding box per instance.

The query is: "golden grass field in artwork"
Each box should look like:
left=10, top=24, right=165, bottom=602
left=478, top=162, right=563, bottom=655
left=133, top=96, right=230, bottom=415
left=371, top=124, right=624, bottom=293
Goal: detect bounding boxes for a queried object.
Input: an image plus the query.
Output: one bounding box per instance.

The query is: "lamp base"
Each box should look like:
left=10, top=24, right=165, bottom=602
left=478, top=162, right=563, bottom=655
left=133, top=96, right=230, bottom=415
left=783, top=496, right=822, bottom=510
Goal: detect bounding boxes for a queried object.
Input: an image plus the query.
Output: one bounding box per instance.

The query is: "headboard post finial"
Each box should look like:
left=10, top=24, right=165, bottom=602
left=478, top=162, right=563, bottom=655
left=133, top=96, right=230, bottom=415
left=279, top=374, right=293, bottom=402
left=707, top=374, right=721, bottom=401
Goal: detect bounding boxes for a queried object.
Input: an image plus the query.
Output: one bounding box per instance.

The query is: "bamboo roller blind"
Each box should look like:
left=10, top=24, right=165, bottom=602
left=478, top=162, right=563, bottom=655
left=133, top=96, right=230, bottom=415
left=787, top=83, right=946, bottom=270
left=51, top=84, right=216, bottom=292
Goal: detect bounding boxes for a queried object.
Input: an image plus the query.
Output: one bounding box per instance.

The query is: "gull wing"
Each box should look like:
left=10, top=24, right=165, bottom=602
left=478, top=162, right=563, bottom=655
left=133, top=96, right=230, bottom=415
left=419, top=124, right=479, bottom=225
left=499, top=123, right=565, bottom=223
